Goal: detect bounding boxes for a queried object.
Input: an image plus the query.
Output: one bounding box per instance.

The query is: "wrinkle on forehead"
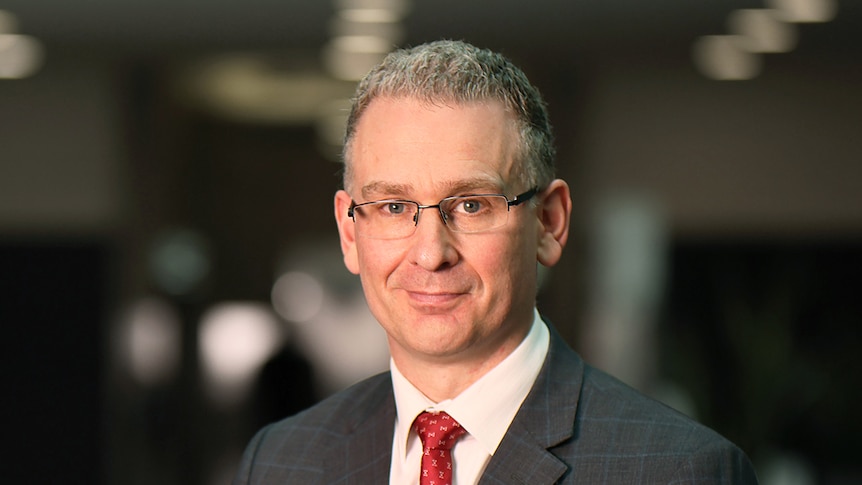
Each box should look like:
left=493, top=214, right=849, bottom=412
left=359, top=175, right=508, bottom=202
left=347, top=97, right=524, bottom=198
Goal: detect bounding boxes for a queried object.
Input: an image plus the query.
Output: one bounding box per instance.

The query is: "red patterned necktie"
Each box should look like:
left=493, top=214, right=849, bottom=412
left=413, top=411, right=467, bottom=485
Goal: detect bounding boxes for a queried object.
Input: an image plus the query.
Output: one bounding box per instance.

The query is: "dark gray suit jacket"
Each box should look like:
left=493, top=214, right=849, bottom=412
left=233, top=323, right=758, bottom=484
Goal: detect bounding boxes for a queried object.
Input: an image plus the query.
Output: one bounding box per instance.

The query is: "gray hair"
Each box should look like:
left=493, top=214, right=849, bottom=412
left=342, top=40, right=555, bottom=192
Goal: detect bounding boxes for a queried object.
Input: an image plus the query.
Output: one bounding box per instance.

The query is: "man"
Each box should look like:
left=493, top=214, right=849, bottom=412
left=233, top=40, right=758, bottom=484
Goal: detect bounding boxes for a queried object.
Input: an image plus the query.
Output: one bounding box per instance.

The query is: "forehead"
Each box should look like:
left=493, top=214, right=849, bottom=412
left=346, top=96, right=521, bottom=198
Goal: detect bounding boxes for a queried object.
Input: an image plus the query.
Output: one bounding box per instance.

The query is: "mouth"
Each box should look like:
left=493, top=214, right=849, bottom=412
left=407, top=290, right=461, bottom=302
left=403, top=290, right=467, bottom=311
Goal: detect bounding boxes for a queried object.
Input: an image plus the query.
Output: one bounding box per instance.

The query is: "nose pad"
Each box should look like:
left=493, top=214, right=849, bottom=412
left=412, top=205, right=449, bottom=228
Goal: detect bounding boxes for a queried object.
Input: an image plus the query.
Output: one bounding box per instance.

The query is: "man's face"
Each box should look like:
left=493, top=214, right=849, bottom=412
left=334, top=96, right=545, bottom=367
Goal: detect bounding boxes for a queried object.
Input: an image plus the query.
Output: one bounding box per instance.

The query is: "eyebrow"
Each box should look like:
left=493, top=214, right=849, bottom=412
left=443, top=177, right=503, bottom=195
left=360, top=181, right=413, bottom=200
left=359, top=177, right=504, bottom=201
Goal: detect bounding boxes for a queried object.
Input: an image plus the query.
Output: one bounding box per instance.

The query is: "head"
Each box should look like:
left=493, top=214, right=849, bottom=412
left=333, top=40, right=571, bottom=378
left=342, top=39, right=556, bottom=195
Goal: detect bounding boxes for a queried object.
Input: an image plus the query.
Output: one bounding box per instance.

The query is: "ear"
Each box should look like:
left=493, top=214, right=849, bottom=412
left=536, top=179, right=572, bottom=267
left=334, top=190, right=360, bottom=275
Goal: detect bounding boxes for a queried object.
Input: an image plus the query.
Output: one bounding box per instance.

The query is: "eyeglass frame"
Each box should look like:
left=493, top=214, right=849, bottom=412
left=346, top=187, right=539, bottom=239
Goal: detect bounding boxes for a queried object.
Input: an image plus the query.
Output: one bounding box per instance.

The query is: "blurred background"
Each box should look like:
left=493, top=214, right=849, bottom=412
left=1, top=0, right=860, bottom=484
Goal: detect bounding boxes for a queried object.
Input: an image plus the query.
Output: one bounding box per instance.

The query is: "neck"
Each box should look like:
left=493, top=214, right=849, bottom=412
left=391, top=327, right=529, bottom=402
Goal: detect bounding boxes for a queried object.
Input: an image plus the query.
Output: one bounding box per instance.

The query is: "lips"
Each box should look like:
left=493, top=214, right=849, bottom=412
left=400, top=288, right=469, bottom=313
left=406, top=291, right=463, bottom=303
left=391, top=271, right=474, bottom=310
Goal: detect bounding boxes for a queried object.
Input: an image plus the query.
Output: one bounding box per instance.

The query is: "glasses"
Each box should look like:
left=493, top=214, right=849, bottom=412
left=347, top=187, right=538, bottom=240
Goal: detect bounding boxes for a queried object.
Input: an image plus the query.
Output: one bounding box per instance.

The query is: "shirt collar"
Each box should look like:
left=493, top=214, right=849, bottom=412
left=391, top=309, right=550, bottom=458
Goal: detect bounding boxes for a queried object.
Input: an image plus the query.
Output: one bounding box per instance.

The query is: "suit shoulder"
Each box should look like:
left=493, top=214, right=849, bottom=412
left=233, top=372, right=393, bottom=484
left=579, top=364, right=739, bottom=451
left=266, top=371, right=392, bottom=436
left=555, top=364, right=759, bottom=482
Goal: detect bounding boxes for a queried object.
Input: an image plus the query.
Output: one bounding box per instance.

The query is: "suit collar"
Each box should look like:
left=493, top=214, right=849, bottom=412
left=479, top=320, right=584, bottom=484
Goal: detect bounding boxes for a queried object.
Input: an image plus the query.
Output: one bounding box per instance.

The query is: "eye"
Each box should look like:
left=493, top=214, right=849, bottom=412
left=452, top=197, right=492, bottom=215
left=383, top=202, right=408, bottom=215
left=460, top=199, right=482, bottom=214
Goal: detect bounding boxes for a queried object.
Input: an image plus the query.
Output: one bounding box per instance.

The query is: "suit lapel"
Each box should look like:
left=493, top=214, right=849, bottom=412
left=314, top=321, right=583, bottom=484
left=322, top=376, right=396, bottom=484
left=479, top=322, right=584, bottom=485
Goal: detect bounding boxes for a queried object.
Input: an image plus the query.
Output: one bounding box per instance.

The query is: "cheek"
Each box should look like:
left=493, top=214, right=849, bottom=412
left=496, top=230, right=538, bottom=285
left=356, top=239, right=401, bottom=285
left=355, top=249, right=391, bottom=316
left=471, top=235, right=532, bottom=285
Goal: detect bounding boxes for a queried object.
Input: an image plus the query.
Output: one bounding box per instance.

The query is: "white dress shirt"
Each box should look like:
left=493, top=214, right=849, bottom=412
left=389, top=309, right=550, bottom=485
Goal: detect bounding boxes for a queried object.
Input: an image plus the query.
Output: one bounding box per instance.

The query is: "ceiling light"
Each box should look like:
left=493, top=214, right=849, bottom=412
left=728, top=9, right=798, bottom=53
left=331, top=35, right=392, bottom=54
left=767, top=0, right=838, bottom=23
left=335, top=0, right=411, bottom=17
left=693, top=35, right=762, bottom=81
left=0, top=34, right=44, bottom=79
left=339, top=8, right=402, bottom=23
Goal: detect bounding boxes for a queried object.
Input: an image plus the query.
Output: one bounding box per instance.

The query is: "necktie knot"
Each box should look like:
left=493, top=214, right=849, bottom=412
left=414, top=411, right=467, bottom=450
left=413, top=411, right=466, bottom=485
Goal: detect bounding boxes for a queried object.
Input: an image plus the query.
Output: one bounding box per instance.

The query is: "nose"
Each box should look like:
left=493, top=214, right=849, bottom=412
left=407, top=206, right=459, bottom=271
left=412, top=203, right=448, bottom=227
